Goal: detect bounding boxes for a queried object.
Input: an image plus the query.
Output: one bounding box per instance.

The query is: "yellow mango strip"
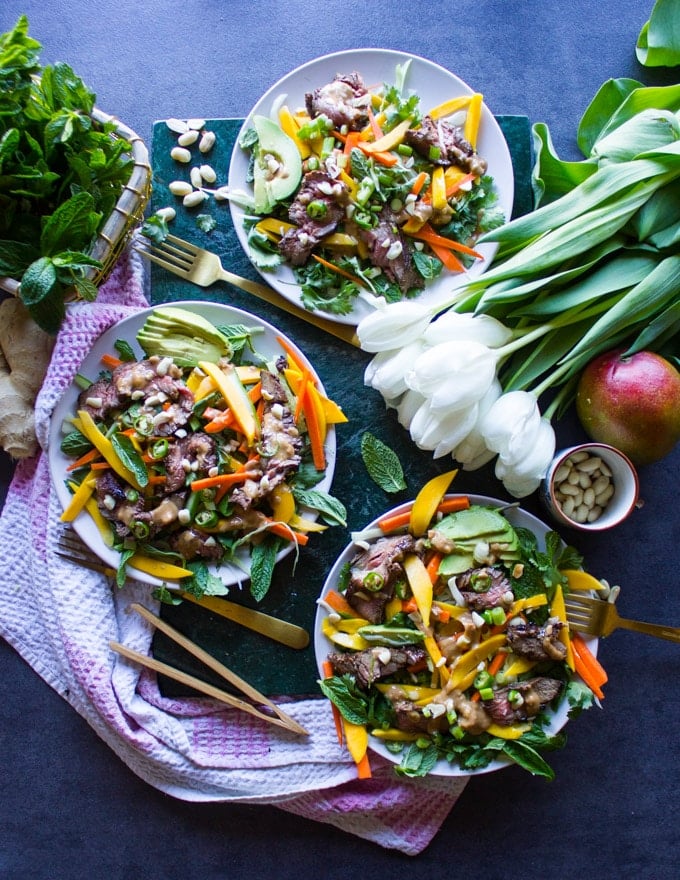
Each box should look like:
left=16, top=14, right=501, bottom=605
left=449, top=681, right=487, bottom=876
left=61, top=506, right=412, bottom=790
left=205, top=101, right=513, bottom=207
left=430, top=165, right=448, bottom=211
left=409, top=468, right=458, bottom=536
left=563, top=569, right=610, bottom=591
left=334, top=618, right=370, bottom=635
left=550, top=583, right=575, bottom=670
left=360, top=110, right=388, bottom=140
left=198, top=361, right=260, bottom=445
left=84, top=496, right=115, bottom=547
left=128, top=553, right=193, bottom=581
left=401, top=214, right=427, bottom=234
left=77, top=409, right=142, bottom=490
left=509, top=593, right=548, bottom=617
left=236, top=365, right=262, bottom=385
left=185, top=367, right=205, bottom=395
left=270, top=484, right=295, bottom=524
left=60, top=472, right=97, bottom=522
left=255, top=217, right=295, bottom=240
left=288, top=513, right=327, bottom=533
left=343, top=719, right=371, bottom=778
left=486, top=721, right=532, bottom=740
left=277, top=105, right=312, bottom=158
left=428, top=94, right=472, bottom=120
left=403, top=554, right=433, bottom=627
left=504, top=656, right=537, bottom=678
left=283, top=368, right=347, bottom=425
left=448, top=633, right=507, bottom=690
left=424, top=634, right=449, bottom=686
left=384, top=595, right=403, bottom=621
left=463, top=93, right=484, bottom=149
left=433, top=600, right=470, bottom=621
left=375, top=683, right=441, bottom=702
left=371, top=728, right=420, bottom=743
left=361, top=118, right=412, bottom=154
left=321, top=617, right=369, bottom=651
left=339, top=170, right=359, bottom=200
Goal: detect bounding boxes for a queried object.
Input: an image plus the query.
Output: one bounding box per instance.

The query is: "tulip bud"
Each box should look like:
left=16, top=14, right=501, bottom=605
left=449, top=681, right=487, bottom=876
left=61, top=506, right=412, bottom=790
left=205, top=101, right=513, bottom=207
left=357, top=301, right=433, bottom=352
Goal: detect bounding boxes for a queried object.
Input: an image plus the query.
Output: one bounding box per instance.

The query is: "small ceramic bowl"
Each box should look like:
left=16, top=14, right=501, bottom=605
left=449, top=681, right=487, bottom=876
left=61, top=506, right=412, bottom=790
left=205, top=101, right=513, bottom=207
left=540, top=443, right=639, bottom=532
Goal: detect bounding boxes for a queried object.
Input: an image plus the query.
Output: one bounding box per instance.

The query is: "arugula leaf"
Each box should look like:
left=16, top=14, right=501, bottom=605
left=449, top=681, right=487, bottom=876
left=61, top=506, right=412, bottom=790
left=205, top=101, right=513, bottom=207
left=360, top=432, right=407, bottom=493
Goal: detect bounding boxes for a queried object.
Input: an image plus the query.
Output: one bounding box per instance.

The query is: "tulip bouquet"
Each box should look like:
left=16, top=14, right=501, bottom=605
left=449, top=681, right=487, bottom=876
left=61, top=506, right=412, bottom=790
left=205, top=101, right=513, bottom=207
left=357, top=81, right=680, bottom=497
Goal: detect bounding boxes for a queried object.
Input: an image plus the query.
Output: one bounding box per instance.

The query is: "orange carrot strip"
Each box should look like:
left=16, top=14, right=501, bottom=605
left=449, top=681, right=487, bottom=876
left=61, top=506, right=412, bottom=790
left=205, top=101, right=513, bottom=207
left=410, top=170, right=429, bottom=195
left=402, top=597, right=418, bottom=614
left=298, top=380, right=326, bottom=471
left=355, top=752, right=372, bottom=779
left=488, top=650, right=508, bottom=678
left=147, top=474, right=167, bottom=486
left=425, top=551, right=443, bottom=584
left=275, top=335, right=310, bottom=376
left=571, top=633, right=608, bottom=698
left=101, top=353, right=123, bottom=369
left=204, top=411, right=237, bottom=433
left=322, top=660, right=344, bottom=745
left=324, top=590, right=356, bottom=616
left=264, top=520, right=309, bottom=545
left=294, top=369, right=311, bottom=422
left=378, top=496, right=470, bottom=532
left=190, top=471, right=249, bottom=492
left=356, top=142, right=398, bottom=166
left=90, top=461, right=111, bottom=471
left=421, top=171, right=476, bottom=203
left=66, top=446, right=102, bottom=472
left=311, top=253, right=365, bottom=286
left=429, top=240, right=466, bottom=273
left=247, top=382, right=262, bottom=404
left=409, top=222, right=484, bottom=258
left=342, top=130, right=361, bottom=156
left=366, top=105, right=384, bottom=140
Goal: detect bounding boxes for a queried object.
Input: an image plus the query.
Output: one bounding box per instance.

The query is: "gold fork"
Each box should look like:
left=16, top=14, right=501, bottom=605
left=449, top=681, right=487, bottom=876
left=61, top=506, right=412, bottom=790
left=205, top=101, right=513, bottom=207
left=134, top=233, right=360, bottom=347
left=55, top=526, right=309, bottom=649
left=564, top=592, right=680, bottom=643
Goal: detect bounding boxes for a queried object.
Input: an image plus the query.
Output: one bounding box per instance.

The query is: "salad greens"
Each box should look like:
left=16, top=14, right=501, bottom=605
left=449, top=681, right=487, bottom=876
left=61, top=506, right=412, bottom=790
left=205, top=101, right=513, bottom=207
left=0, top=15, right=135, bottom=332
left=319, top=502, right=595, bottom=780
left=60, top=308, right=346, bottom=601
left=238, top=63, right=505, bottom=315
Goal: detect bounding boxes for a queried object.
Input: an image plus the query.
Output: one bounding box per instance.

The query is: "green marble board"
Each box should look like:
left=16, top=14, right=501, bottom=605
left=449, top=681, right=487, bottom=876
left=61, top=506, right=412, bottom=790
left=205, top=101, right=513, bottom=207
left=150, top=116, right=533, bottom=696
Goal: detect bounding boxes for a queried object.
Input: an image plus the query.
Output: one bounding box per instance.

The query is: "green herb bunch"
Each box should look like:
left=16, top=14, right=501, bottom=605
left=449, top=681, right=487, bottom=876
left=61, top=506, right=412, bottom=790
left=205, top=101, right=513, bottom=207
left=0, top=15, right=134, bottom=332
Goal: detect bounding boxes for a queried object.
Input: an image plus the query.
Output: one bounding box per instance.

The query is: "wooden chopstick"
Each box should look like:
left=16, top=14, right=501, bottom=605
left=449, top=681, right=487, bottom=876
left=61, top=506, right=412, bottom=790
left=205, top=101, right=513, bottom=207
left=110, top=603, right=308, bottom=736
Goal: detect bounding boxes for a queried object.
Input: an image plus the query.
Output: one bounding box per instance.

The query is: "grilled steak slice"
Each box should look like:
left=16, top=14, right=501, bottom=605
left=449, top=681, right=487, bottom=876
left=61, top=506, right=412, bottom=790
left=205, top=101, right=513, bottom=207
left=358, top=206, right=423, bottom=294
left=456, top=566, right=513, bottom=611
left=346, top=533, right=417, bottom=623
left=405, top=115, right=488, bottom=176
left=328, top=644, right=427, bottom=689
left=164, top=432, right=217, bottom=493
left=278, top=170, right=349, bottom=265
left=95, top=471, right=146, bottom=538
left=485, top=677, right=563, bottom=725
left=305, top=72, right=370, bottom=131
left=506, top=619, right=568, bottom=662
left=169, top=527, right=223, bottom=561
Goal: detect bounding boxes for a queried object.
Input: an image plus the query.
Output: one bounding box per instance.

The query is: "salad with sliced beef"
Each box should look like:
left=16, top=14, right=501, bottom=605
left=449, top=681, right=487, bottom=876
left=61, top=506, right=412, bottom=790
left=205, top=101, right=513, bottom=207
left=238, top=61, right=505, bottom=315
left=318, top=497, right=602, bottom=779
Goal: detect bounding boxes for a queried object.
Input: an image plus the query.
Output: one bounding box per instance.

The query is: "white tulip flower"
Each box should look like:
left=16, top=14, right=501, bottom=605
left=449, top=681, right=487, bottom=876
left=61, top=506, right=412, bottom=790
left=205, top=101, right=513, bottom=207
left=364, top=339, right=427, bottom=399
left=453, top=379, right=503, bottom=470
left=479, top=390, right=543, bottom=465
left=406, top=340, right=498, bottom=413
left=423, top=311, right=514, bottom=348
left=356, top=300, right=434, bottom=352
left=395, top=388, right=426, bottom=429
left=409, top=398, right=479, bottom=456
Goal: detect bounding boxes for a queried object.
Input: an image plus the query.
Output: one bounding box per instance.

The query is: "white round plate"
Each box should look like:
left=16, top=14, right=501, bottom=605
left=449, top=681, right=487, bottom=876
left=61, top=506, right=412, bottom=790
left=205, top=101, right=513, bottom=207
left=49, top=301, right=337, bottom=588
left=228, top=49, right=515, bottom=326
left=314, top=494, right=597, bottom=776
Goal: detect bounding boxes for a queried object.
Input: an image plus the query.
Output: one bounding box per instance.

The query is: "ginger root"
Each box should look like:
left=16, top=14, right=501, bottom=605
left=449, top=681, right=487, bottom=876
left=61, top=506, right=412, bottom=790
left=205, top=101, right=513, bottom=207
left=0, top=297, right=55, bottom=459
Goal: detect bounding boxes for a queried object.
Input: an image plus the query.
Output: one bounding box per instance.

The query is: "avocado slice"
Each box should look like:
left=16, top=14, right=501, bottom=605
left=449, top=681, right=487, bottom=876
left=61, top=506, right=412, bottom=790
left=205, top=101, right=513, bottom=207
left=137, top=306, right=231, bottom=367
left=251, top=115, right=303, bottom=213
left=433, top=506, right=522, bottom=577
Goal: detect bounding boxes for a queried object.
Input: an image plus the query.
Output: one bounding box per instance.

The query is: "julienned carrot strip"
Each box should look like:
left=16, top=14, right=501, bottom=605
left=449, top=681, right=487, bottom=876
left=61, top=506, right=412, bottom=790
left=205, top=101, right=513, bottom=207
left=355, top=752, right=372, bottom=779
left=488, top=650, right=508, bottom=678
left=190, top=471, right=249, bottom=492
left=409, top=223, right=483, bottom=258
left=378, top=496, right=470, bottom=532
left=66, top=446, right=102, bottom=472
left=429, top=240, right=465, bottom=273
left=294, top=368, right=310, bottom=422
left=298, top=380, right=326, bottom=471
left=357, top=143, right=398, bottom=166
left=204, top=410, right=237, bottom=433
left=311, top=253, right=365, bottom=286
left=322, top=660, right=344, bottom=745
left=324, top=589, right=356, bottom=616
left=247, top=382, right=262, bottom=403
left=264, top=520, right=309, bottom=545
left=90, top=461, right=111, bottom=471
left=426, top=551, right=443, bottom=584
left=147, top=474, right=167, bottom=486
left=366, top=105, right=384, bottom=140
left=410, top=170, right=429, bottom=196
left=402, top=597, right=418, bottom=614
left=571, top=633, right=607, bottom=698
left=101, top=353, right=123, bottom=369
left=275, top=335, right=309, bottom=376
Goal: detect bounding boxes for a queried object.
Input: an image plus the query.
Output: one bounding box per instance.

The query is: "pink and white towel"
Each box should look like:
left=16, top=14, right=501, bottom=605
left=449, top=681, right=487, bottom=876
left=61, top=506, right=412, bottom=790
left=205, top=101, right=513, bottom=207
left=0, top=249, right=467, bottom=855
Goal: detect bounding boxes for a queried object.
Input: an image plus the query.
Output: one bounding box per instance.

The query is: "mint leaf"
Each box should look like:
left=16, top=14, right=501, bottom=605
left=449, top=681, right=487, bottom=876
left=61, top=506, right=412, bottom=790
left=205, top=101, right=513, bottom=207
left=360, top=432, right=406, bottom=494
left=318, top=675, right=370, bottom=725
left=249, top=538, right=278, bottom=602
left=292, top=487, right=347, bottom=526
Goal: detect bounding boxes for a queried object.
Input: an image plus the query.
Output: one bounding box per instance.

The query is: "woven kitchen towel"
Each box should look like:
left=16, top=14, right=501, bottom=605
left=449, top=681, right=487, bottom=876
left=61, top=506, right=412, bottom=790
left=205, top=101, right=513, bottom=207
left=0, top=247, right=467, bottom=856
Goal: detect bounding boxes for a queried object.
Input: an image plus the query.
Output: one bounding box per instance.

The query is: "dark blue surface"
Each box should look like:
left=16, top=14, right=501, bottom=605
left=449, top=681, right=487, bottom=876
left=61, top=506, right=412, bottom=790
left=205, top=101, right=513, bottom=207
left=2, top=2, right=680, bottom=877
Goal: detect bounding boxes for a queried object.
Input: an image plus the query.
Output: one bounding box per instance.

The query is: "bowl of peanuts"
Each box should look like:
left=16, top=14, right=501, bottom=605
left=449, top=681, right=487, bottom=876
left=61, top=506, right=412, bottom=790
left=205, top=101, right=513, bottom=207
left=540, top=443, right=639, bottom=532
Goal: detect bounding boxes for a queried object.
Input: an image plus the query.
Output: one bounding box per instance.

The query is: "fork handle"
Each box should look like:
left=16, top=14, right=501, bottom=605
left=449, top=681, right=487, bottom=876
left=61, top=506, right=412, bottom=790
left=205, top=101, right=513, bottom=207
left=216, top=267, right=360, bottom=347
left=617, top=617, right=680, bottom=643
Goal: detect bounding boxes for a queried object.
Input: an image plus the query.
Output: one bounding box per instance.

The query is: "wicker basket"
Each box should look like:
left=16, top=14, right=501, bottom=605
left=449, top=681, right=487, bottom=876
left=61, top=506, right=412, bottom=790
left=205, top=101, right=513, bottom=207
left=0, top=107, right=151, bottom=299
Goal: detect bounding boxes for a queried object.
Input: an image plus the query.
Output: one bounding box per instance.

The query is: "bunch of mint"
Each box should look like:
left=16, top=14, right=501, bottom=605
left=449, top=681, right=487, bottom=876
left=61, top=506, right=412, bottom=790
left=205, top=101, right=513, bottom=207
left=0, top=15, right=134, bottom=332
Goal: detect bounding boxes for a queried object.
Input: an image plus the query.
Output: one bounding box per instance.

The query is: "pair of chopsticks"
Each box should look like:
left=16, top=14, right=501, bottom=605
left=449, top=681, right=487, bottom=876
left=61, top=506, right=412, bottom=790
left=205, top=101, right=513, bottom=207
left=111, top=603, right=308, bottom=736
